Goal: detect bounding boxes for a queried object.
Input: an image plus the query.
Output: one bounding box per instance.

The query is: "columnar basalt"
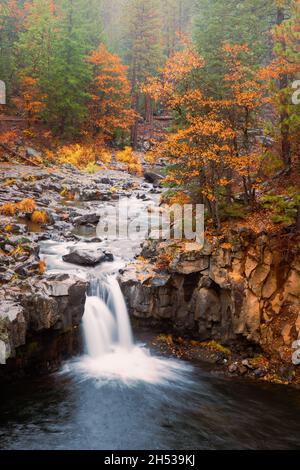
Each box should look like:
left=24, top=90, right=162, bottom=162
left=120, top=229, right=300, bottom=365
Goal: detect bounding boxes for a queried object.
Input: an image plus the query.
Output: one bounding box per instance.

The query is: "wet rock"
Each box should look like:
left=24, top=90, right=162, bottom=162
left=0, top=301, right=26, bottom=364
left=228, top=363, right=238, bottom=373
left=73, top=213, right=100, bottom=226
left=100, top=178, right=113, bottom=185
left=0, top=274, right=88, bottom=366
left=0, top=270, right=15, bottom=282
left=26, top=147, right=42, bottom=159
left=238, top=365, right=248, bottom=375
left=144, top=171, right=164, bottom=185
left=62, top=249, right=113, bottom=266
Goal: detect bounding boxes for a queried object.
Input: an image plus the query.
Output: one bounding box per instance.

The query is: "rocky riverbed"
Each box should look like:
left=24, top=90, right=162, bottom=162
left=0, top=163, right=159, bottom=377
left=0, top=163, right=300, bottom=387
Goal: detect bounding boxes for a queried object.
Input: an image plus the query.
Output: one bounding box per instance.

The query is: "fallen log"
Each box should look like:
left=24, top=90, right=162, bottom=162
left=0, top=143, right=41, bottom=167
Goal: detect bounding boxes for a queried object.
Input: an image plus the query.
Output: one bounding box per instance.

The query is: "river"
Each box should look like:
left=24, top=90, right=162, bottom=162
left=1, top=191, right=300, bottom=450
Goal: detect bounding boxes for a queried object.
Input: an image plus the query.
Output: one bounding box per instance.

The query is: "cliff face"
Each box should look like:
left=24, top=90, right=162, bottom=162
left=120, top=230, right=300, bottom=365
left=0, top=274, right=87, bottom=376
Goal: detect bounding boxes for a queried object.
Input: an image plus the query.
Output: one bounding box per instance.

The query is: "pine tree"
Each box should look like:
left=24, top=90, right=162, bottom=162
left=0, top=1, right=25, bottom=105
left=193, top=0, right=276, bottom=97
left=121, top=0, right=163, bottom=147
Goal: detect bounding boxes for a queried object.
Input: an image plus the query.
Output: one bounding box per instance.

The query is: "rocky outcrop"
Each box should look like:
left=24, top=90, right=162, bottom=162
left=0, top=274, right=87, bottom=374
left=120, top=230, right=300, bottom=365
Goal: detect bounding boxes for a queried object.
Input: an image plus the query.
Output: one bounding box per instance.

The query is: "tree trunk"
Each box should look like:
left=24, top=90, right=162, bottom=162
left=131, top=93, right=139, bottom=149
left=145, top=94, right=153, bottom=125
left=296, top=206, right=300, bottom=231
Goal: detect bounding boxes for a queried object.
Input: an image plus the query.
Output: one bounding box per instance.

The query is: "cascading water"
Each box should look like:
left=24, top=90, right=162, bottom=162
left=83, top=275, right=133, bottom=358
left=76, top=273, right=189, bottom=385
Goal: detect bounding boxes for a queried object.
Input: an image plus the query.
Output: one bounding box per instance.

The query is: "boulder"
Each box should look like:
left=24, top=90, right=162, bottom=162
left=63, top=249, right=113, bottom=266
left=26, top=147, right=42, bottom=159
left=144, top=171, right=164, bottom=185
left=73, top=213, right=100, bottom=226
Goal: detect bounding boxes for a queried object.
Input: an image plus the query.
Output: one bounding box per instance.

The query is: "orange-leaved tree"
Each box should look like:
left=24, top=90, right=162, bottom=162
left=12, top=76, right=45, bottom=124
left=86, top=44, right=135, bottom=145
left=143, top=45, right=239, bottom=228
left=221, top=43, right=267, bottom=205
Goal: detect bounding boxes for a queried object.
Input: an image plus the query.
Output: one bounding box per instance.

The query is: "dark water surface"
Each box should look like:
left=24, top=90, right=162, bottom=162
left=1, top=355, right=300, bottom=450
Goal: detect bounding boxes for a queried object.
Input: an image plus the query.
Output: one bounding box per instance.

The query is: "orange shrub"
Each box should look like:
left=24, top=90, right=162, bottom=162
left=31, top=210, right=49, bottom=225
left=0, top=203, right=16, bottom=216
left=38, top=259, right=47, bottom=274
left=16, top=198, right=37, bottom=213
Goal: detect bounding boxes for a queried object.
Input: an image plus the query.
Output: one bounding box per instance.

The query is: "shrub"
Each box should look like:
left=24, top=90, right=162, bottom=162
left=84, top=162, right=99, bottom=174
left=16, top=198, right=37, bottom=213
left=0, top=203, right=16, bottom=216
left=220, top=202, right=248, bottom=221
left=31, top=210, right=49, bottom=225
left=261, top=187, right=300, bottom=226
left=57, top=144, right=96, bottom=169
left=38, top=259, right=46, bottom=274
left=98, top=150, right=112, bottom=166
left=116, top=147, right=143, bottom=175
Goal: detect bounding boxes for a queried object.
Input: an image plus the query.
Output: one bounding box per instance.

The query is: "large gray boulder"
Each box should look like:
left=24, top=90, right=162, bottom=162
left=63, top=249, right=113, bottom=266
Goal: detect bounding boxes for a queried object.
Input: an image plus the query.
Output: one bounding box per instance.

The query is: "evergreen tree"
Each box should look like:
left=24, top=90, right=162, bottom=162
left=193, top=0, right=276, bottom=96
left=121, top=0, right=163, bottom=147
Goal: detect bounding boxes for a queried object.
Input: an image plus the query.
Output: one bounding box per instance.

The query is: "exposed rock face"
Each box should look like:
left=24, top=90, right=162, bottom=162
left=63, top=249, right=114, bottom=266
left=0, top=274, right=87, bottom=373
left=120, top=230, right=300, bottom=364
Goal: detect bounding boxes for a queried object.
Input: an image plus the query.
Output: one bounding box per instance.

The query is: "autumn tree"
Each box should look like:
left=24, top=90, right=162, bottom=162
left=86, top=43, right=134, bottom=144
left=221, top=43, right=267, bottom=205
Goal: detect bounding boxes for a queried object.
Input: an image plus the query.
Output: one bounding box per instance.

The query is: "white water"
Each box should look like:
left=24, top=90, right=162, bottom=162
left=83, top=276, right=133, bottom=357
left=78, top=274, right=190, bottom=385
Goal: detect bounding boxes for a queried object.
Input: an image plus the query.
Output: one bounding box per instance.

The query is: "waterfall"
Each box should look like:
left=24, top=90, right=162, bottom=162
left=77, top=273, right=189, bottom=385
left=83, top=275, right=133, bottom=358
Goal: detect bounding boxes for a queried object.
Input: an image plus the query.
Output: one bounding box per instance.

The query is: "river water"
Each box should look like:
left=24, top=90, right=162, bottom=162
left=1, top=195, right=300, bottom=450
left=1, top=356, right=300, bottom=450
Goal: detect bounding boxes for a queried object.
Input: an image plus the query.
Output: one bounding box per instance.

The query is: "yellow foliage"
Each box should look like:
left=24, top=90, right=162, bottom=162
left=4, top=179, right=17, bottom=187
left=60, top=188, right=75, bottom=200
left=5, top=225, right=13, bottom=233
left=84, top=162, right=100, bottom=174
left=0, top=203, right=16, bottom=216
left=116, top=147, right=143, bottom=175
left=31, top=210, right=49, bottom=225
left=38, top=259, right=47, bottom=274
left=23, top=129, right=37, bottom=139
left=98, top=150, right=112, bottom=166
left=57, top=144, right=96, bottom=169
left=16, top=198, right=37, bottom=213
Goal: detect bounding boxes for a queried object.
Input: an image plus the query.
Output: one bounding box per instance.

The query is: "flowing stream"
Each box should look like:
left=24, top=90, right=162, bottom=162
left=1, top=195, right=300, bottom=449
